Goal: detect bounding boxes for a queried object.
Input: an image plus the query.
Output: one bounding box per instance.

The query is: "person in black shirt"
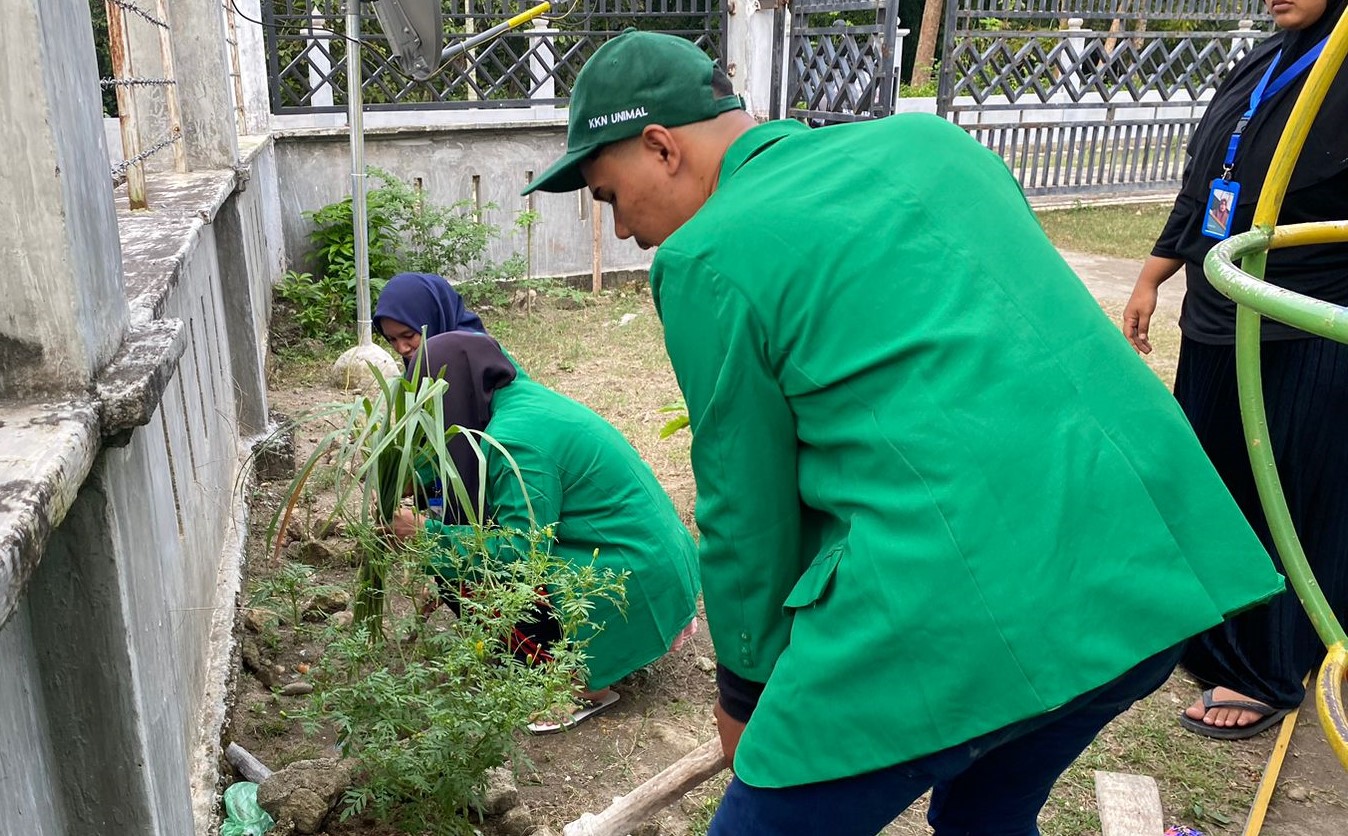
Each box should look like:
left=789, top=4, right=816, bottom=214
left=1122, top=0, right=1348, bottom=740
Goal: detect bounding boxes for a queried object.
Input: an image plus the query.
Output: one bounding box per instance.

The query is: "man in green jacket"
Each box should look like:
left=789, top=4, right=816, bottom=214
left=523, top=30, right=1284, bottom=835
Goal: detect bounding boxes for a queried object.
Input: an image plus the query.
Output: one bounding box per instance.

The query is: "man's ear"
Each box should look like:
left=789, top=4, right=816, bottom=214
left=640, top=124, right=682, bottom=175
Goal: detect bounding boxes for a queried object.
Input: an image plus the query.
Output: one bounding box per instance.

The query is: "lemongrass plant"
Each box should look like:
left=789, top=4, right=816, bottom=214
left=252, top=357, right=625, bottom=831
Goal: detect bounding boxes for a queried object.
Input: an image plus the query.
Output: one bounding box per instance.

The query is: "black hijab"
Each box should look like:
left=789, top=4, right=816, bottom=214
left=409, top=331, right=517, bottom=524
left=1183, top=0, right=1348, bottom=207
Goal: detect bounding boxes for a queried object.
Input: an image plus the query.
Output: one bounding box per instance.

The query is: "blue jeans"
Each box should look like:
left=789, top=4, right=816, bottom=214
left=708, top=644, right=1183, bottom=836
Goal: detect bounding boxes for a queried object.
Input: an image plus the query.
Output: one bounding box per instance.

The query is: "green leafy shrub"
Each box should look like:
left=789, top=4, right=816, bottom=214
left=278, top=169, right=533, bottom=347
left=302, top=524, right=621, bottom=834
left=259, top=363, right=623, bottom=833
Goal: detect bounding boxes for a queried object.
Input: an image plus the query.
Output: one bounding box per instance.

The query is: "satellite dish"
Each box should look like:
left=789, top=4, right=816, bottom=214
left=371, top=0, right=443, bottom=81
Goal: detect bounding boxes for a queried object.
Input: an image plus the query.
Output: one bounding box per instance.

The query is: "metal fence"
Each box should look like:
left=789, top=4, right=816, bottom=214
left=937, top=0, right=1271, bottom=196
left=101, top=0, right=186, bottom=209
left=775, top=0, right=903, bottom=125
left=262, top=0, right=727, bottom=114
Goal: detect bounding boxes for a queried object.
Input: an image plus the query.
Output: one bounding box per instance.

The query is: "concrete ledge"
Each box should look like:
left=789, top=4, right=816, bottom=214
left=116, top=169, right=238, bottom=325
left=95, top=319, right=187, bottom=442
left=0, top=399, right=101, bottom=630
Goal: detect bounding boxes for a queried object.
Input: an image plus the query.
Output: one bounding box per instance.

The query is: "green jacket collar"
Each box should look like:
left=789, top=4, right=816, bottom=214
left=719, top=120, right=809, bottom=184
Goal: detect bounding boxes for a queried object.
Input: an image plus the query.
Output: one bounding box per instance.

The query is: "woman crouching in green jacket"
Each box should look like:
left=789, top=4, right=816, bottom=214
left=388, top=331, right=700, bottom=732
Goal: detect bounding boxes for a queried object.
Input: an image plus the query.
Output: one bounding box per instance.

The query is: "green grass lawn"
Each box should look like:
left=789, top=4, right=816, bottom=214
left=1036, top=202, right=1173, bottom=259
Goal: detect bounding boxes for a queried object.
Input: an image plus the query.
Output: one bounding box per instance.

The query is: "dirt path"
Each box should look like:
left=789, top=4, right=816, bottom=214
left=1258, top=691, right=1348, bottom=835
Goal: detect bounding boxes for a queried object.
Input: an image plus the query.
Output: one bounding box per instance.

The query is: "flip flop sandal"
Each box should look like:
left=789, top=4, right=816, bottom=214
left=526, top=691, right=621, bottom=735
left=1177, top=688, right=1292, bottom=740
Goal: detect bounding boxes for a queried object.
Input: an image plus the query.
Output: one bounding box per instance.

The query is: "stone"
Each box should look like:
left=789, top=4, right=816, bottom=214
left=280, top=681, right=314, bottom=697
left=310, top=588, right=350, bottom=614
left=1286, top=785, right=1310, bottom=802
left=329, top=610, right=354, bottom=629
left=300, top=539, right=342, bottom=563
left=694, top=656, right=716, bottom=673
left=481, top=766, right=520, bottom=815
left=297, top=540, right=335, bottom=566
left=313, top=519, right=344, bottom=539
left=240, top=637, right=277, bottom=688
left=330, top=343, right=399, bottom=391
left=496, top=804, right=535, bottom=836
left=257, top=758, right=355, bottom=835
left=243, top=607, right=273, bottom=633
left=255, top=417, right=296, bottom=482
left=618, top=313, right=639, bottom=327
left=281, top=541, right=305, bottom=565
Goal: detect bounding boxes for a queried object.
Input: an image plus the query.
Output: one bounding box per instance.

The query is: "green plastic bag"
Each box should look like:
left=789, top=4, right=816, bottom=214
left=220, top=781, right=274, bottom=836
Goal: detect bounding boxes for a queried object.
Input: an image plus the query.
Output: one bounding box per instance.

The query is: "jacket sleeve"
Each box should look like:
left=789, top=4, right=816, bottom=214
left=653, top=251, right=802, bottom=688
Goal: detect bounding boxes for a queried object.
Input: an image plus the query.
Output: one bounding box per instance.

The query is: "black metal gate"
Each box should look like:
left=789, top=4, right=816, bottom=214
left=774, top=0, right=902, bottom=125
left=262, top=0, right=727, bottom=114
left=937, top=0, right=1270, bottom=196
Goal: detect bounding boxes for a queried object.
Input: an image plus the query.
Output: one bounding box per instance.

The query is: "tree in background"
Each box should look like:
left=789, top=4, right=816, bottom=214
left=909, top=0, right=943, bottom=89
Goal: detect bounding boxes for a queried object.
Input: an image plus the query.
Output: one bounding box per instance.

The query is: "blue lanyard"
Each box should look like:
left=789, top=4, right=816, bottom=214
left=1222, top=36, right=1329, bottom=178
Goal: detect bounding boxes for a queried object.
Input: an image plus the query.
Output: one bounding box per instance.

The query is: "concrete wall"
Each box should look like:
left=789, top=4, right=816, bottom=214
left=0, top=147, right=282, bottom=836
left=274, top=123, right=655, bottom=283
left=1, top=1, right=282, bottom=832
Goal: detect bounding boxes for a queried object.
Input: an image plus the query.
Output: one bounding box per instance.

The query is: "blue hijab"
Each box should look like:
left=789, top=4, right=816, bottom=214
left=373, top=273, right=486, bottom=345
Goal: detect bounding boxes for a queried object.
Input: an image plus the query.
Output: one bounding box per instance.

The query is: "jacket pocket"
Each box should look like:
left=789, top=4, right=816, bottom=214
left=783, top=545, right=843, bottom=611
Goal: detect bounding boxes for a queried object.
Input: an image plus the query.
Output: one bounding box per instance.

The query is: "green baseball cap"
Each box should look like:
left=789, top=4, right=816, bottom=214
left=521, top=29, right=744, bottom=195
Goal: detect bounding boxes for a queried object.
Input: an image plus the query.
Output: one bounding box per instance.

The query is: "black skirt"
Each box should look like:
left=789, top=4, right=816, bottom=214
left=1175, top=335, right=1348, bottom=709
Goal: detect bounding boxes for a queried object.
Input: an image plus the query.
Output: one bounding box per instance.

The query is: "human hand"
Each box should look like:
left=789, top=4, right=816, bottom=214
left=1122, top=281, right=1159, bottom=355
left=390, top=508, right=425, bottom=541
left=713, top=700, right=746, bottom=768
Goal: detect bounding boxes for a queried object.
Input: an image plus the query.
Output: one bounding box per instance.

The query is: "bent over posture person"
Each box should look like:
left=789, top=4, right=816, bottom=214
left=389, top=332, right=700, bottom=731
left=522, top=30, right=1284, bottom=835
left=1123, top=0, right=1348, bottom=741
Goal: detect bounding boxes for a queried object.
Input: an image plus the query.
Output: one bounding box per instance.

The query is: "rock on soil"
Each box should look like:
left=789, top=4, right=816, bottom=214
left=482, top=766, right=521, bottom=815
left=257, top=757, right=355, bottom=834
left=240, top=637, right=277, bottom=688
left=305, top=587, right=351, bottom=617
left=496, top=803, right=536, bottom=836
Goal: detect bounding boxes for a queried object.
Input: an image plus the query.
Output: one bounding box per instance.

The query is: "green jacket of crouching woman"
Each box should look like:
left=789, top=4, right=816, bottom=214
left=413, top=334, right=700, bottom=690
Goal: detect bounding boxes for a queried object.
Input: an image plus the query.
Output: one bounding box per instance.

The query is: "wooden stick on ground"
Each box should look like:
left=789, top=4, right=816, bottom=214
left=563, top=738, right=727, bottom=836
left=225, top=741, right=274, bottom=784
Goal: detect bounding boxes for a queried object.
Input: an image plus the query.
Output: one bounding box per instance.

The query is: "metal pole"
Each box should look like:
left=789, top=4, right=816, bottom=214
left=347, top=2, right=372, bottom=346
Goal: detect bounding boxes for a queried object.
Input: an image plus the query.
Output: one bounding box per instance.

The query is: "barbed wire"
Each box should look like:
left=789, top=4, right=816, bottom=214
left=100, top=77, right=177, bottom=88
left=110, top=132, right=181, bottom=182
left=108, top=0, right=170, bottom=30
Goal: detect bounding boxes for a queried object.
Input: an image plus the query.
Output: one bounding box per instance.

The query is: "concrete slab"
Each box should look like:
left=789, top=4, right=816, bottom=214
left=0, top=399, right=100, bottom=630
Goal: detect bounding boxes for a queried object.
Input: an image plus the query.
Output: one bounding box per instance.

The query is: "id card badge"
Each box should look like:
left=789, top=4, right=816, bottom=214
left=427, top=478, right=445, bottom=522
left=1201, top=178, right=1241, bottom=240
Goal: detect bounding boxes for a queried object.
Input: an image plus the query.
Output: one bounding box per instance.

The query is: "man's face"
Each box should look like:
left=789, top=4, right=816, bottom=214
left=581, top=134, right=697, bottom=250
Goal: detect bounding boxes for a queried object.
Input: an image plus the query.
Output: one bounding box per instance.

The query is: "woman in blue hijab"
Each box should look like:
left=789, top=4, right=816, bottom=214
left=373, top=272, right=487, bottom=365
